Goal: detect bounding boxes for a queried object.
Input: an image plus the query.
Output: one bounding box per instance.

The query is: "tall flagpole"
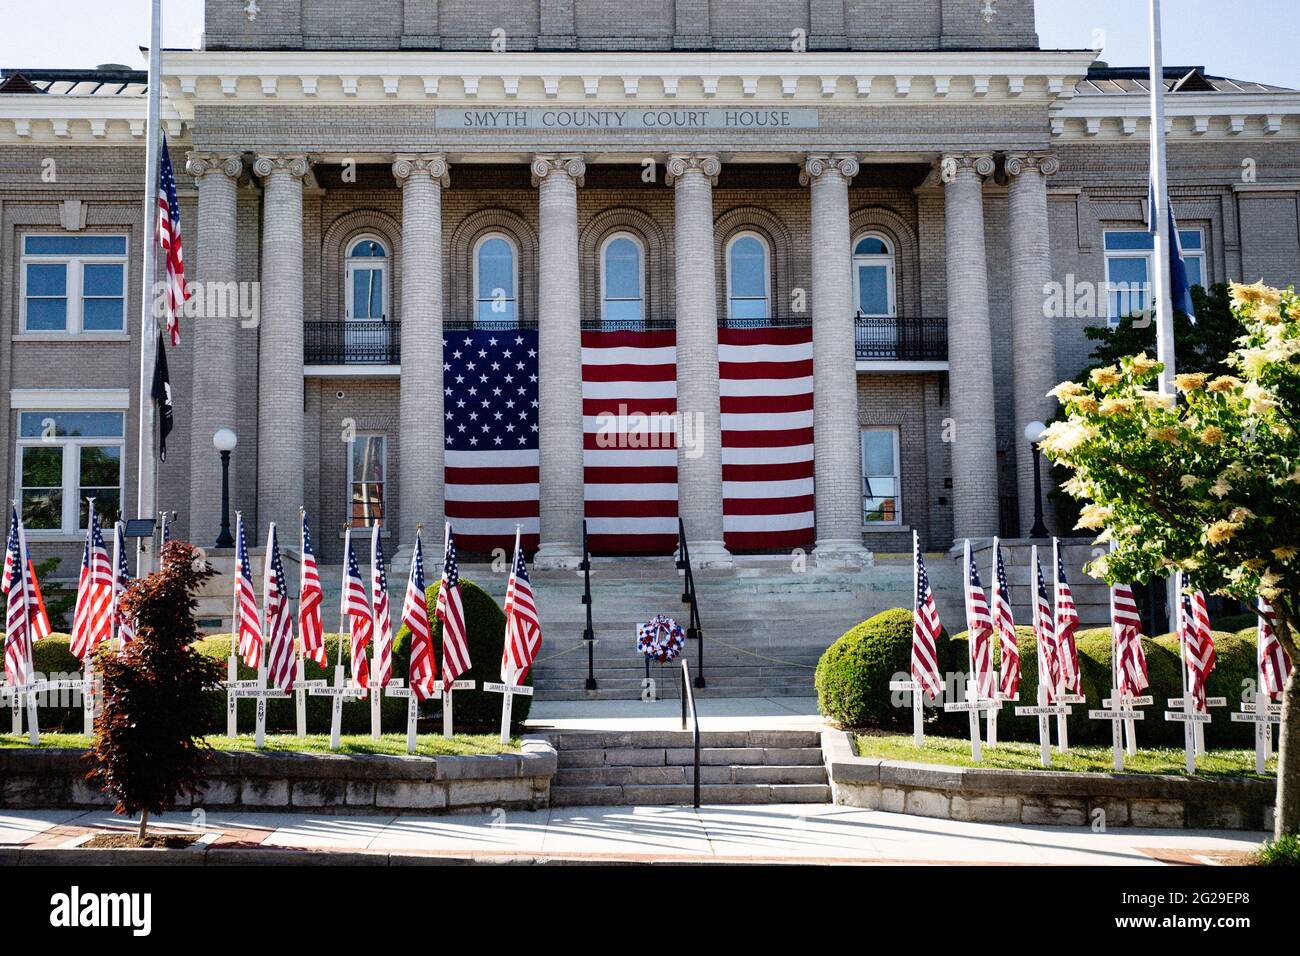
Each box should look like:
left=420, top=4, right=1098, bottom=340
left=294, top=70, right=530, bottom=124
left=1148, top=0, right=1176, bottom=396
left=135, top=0, right=162, bottom=576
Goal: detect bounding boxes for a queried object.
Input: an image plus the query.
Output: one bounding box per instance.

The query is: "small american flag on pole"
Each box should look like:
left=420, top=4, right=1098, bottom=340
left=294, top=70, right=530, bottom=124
left=992, top=540, right=1019, bottom=699
left=341, top=529, right=373, bottom=691
left=298, top=512, right=326, bottom=667
left=1181, top=581, right=1216, bottom=712
left=263, top=524, right=296, bottom=693
left=501, top=529, right=541, bottom=687
left=435, top=523, right=471, bottom=691
left=111, top=521, right=134, bottom=645
left=403, top=528, right=437, bottom=700
left=1054, top=544, right=1082, bottom=695
left=234, top=513, right=262, bottom=668
left=1034, top=559, right=1061, bottom=702
left=370, top=524, right=393, bottom=688
left=3, top=508, right=33, bottom=686
left=156, top=135, right=189, bottom=346
left=1258, top=598, right=1291, bottom=700
left=964, top=543, right=994, bottom=700
left=911, top=533, right=943, bottom=701
left=69, top=502, right=113, bottom=661
left=1112, top=582, right=1148, bottom=696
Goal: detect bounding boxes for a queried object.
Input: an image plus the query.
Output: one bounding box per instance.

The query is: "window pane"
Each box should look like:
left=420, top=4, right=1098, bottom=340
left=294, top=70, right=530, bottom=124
left=604, top=238, right=641, bottom=300
left=1104, top=231, right=1155, bottom=251
left=352, top=269, right=383, bottom=319
left=603, top=299, right=643, bottom=324
left=351, top=436, right=385, bottom=482
left=21, top=446, right=63, bottom=487
left=20, top=446, right=63, bottom=531
left=1178, top=229, right=1203, bottom=251
left=729, top=297, right=770, bottom=321
left=477, top=237, right=515, bottom=301
left=26, top=263, right=67, bottom=296
left=855, top=236, right=889, bottom=256
left=729, top=236, right=767, bottom=299
left=21, top=489, right=62, bottom=530
left=19, top=411, right=125, bottom=438
left=25, top=297, right=68, bottom=331
left=83, top=297, right=124, bottom=331
left=862, top=431, right=895, bottom=476
left=857, top=265, right=890, bottom=316
left=83, top=263, right=123, bottom=296
left=81, top=491, right=120, bottom=529
left=1185, top=256, right=1204, bottom=289
left=24, top=235, right=126, bottom=256
left=80, top=445, right=121, bottom=488
left=348, top=239, right=386, bottom=258
left=351, top=482, right=385, bottom=527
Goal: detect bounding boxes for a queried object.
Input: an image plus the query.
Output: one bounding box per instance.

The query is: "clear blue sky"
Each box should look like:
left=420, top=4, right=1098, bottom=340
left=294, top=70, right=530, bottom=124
left=1, top=1, right=1297, bottom=90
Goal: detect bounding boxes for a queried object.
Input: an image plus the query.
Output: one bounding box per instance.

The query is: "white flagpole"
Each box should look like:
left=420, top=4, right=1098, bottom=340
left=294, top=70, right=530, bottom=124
left=369, top=523, right=382, bottom=740
left=1254, top=599, right=1272, bottom=773
left=226, top=512, right=242, bottom=738
left=331, top=525, right=351, bottom=752
left=1108, top=579, right=1124, bottom=771
left=499, top=527, right=522, bottom=746
left=294, top=509, right=308, bottom=737
left=911, top=530, right=923, bottom=747
left=254, top=523, right=275, bottom=749
left=1176, top=572, right=1196, bottom=773
left=986, top=536, right=1000, bottom=747
left=135, top=0, right=162, bottom=577
left=1033, top=545, right=1050, bottom=767
left=440, top=521, right=456, bottom=739
left=1052, top=538, right=1069, bottom=752
left=16, top=516, right=39, bottom=745
left=963, top=540, right=981, bottom=761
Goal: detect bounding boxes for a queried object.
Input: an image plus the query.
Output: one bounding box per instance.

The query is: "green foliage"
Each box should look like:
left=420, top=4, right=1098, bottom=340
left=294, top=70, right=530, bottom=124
left=1154, top=630, right=1257, bottom=747
left=815, top=609, right=950, bottom=728
left=393, top=577, right=529, bottom=727
left=1072, top=627, right=1185, bottom=746
left=1084, top=283, right=1242, bottom=378
left=1254, top=834, right=1300, bottom=865
left=33, top=556, right=75, bottom=631
left=30, top=634, right=83, bottom=732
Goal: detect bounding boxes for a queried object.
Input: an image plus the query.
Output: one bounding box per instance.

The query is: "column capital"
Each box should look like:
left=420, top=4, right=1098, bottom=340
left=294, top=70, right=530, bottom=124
left=940, top=153, right=996, bottom=181
left=252, top=153, right=310, bottom=179
left=393, top=154, right=450, bottom=187
left=531, top=154, right=586, bottom=188
left=666, top=153, right=721, bottom=187
left=799, top=154, right=859, bottom=186
left=185, top=152, right=243, bottom=181
left=1004, top=152, right=1061, bottom=178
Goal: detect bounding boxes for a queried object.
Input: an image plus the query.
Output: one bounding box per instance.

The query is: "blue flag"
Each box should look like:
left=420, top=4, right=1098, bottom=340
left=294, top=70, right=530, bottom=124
left=1149, top=181, right=1197, bottom=322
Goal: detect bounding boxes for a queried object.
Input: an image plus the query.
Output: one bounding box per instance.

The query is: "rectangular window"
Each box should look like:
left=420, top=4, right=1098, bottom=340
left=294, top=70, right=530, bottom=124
left=862, top=428, right=901, bottom=526
left=1104, top=227, right=1207, bottom=326
left=348, top=434, right=387, bottom=528
left=15, top=410, right=125, bottom=534
left=20, top=234, right=128, bottom=334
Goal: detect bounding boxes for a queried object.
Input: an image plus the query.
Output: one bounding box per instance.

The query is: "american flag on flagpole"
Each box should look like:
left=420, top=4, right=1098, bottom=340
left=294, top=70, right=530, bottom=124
left=1181, top=580, right=1216, bottom=712
left=501, top=529, right=541, bottom=687
left=1258, top=598, right=1291, bottom=700
left=370, top=524, right=393, bottom=688
left=964, top=543, right=995, bottom=700
left=1054, top=545, right=1082, bottom=695
left=435, top=523, right=471, bottom=691
left=264, top=524, right=296, bottom=693
left=111, top=521, right=135, bottom=645
left=69, top=502, right=114, bottom=661
left=1034, top=559, right=1061, bottom=702
left=403, top=528, right=437, bottom=700
left=911, top=534, right=943, bottom=701
left=1112, top=582, right=1148, bottom=696
left=156, top=135, right=189, bottom=346
left=992, top=541, right=1019, bottom=699
left=3, top=508, right=33, bottom=686
left=233, top=513, right=262, bottom=668
left=298, top=512, right=326, bottom=667
left=342, top=529, right=373, bottom=691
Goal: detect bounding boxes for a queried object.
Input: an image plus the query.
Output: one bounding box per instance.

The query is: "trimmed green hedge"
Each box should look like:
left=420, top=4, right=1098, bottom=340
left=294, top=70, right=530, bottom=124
left=1154, top=630, right=1257, bottom=747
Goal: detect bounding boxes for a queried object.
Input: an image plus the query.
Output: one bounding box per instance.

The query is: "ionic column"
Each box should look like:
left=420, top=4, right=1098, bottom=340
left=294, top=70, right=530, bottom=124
left=1006, top=153, right=1060, bottom=538
left=253, top=153, right=308, bottom=536
left=667, top=154, right=730, bottom=567
left=942, top=153, right=1000, bottom=541
left=184, top=152, right=243, bottom=547
left=803, top=155, right=871, bottom=564
left=532, top=155, right=586, bottom=568
left=393, top=155, right=449, bottom=560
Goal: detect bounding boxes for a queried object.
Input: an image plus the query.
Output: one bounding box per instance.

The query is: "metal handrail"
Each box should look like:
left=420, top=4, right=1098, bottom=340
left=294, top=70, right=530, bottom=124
left=304, top=319, right=400, bottom=365
left=680, top=658, right=700, bottom=809
left=854, top=314, right=948, bottom=361
left=676, top=518, right=706, bottom=688
left=580, top=520, right=597, bottom=691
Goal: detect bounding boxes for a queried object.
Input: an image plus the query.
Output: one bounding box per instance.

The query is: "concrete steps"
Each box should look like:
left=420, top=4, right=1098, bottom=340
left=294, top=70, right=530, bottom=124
left=544, top=729, right=830, bottom=806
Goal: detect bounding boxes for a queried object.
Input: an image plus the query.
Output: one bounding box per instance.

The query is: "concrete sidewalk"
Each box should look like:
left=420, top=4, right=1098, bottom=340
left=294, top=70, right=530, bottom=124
left=525, top=696, right=826, bottom=732
left=0, top=805, right=1264, bottom=865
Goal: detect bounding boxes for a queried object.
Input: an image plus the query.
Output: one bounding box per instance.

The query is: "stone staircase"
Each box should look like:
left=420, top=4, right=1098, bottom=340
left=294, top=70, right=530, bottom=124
left=545, top=729, right=830, bottom=806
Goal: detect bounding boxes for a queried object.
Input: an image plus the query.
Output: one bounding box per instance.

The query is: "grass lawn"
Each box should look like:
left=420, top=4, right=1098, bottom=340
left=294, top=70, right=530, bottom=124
left=854, top=732, right=1276, bottom=778
left=0, top=732, right=519, bottom=757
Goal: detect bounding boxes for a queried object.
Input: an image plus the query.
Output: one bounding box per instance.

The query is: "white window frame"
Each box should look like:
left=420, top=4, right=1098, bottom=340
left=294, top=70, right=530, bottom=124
left=14, top=407, right=126, bottom=536
left=346, top=432, right=387, bottom=528
left=861, top=427, right=902, bottom=527
left=19, top=233, right=128, bottom=335
left=852, top=232, right=897, bottom=318
left=725, top=231, right=772, bottom=321
left=1104, top=227, right=1207, bottom=327
left=473, top=232, right=519, bottom=323
left=344, top=235, right=389, bottom=322
left=599, top=231, right=646, bottom=324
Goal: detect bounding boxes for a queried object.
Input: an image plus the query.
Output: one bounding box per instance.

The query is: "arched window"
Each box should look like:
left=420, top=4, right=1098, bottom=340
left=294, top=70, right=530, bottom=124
left=600, top=232, right=645, bottom=325
left=726, top=232, right=771, bottom=322
left=474, top=233, right=518, bottom=323
left=346, top=237, right=388, bottom=322
left=853, top=233, right=895, bottom=317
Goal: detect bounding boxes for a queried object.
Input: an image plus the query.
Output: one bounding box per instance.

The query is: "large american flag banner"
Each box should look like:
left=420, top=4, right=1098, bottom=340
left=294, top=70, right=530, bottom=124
left=719, top=325, right=815, bottom=551
left=3, top=509, right=33, bottom=686
left=156, top=136, right=188, bottom=346
left=964, top=545, right=994, bottom=700
left=298, top=512, right=326, bottom=667
left=70, top=503, right=113, bottom=661
left=1112, top=582, right=1148, bottom=696
left=370, top=524, right=394, bottom=688
left=1180, top=580, right=1216, bottom=712
left=502, top=530, right=541, bottom=687
left=263, top=524, right=296, bottom=693
left=404, top=528, right=437, bottom=700
left=436, top=523, right=471, bottom=689
left=992, top=541, right=1019, bottom=699
left=444, top=328, right=539, bottom=553
left=341, top=529, right=373, bottom=690
left=582, top=329, right=678, bottom=554
left=1034, top=559, right=1061, bottom=702
left=911, top=535, right=943, bottom=700
left=1054, top=547, right=1082, bottom=695
left=1258, top=598, right=1291, bottom=700
left=233, top=513, right=262, bottom=668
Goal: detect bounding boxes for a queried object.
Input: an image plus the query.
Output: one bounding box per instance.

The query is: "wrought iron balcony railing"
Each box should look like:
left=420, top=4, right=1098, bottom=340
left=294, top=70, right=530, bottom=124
left=304, top=320, right=400, bottom=365
left=854, top=315, right=948, bottom=362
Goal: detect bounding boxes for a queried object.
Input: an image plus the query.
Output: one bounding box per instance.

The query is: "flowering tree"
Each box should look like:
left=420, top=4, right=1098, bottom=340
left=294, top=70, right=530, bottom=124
left=1042, top=281, right=1299, bottom=838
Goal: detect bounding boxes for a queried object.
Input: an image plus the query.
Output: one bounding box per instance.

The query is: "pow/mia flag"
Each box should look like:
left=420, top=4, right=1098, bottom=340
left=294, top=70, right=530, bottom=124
left=151, top=331, right=173, bottom=462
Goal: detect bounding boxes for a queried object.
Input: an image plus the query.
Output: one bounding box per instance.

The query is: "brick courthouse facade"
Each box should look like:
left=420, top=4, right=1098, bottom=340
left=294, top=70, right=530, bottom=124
left=3, top=0, right=1300, bottom=577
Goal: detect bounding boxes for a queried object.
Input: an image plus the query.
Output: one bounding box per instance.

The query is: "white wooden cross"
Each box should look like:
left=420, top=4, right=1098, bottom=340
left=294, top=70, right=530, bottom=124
left=985, top=673, right=1018, bottom=748
left=293, top=650, right=326, bottom=737
left=441, top=679, right=477, bottom=738
left=308, top=663, right=367, bottom=751
left=1232, top=698, right=1282, bottom=774
left=888, top=679, right=928, bottom=747
left=81, top=657, right=101, bottom=736
left=1089, top=693, right=1147, bottom=772
left=943, top=680, right=998, bottom=761
left=0, top=677, right=44, bottom=745
left=483, top=681, right=534, bottom=745
left=1102, top=693, right=1153, bottom=757
left=379, top=679, right=419, bottom=753
left=231, top=683, right=290, bottom=748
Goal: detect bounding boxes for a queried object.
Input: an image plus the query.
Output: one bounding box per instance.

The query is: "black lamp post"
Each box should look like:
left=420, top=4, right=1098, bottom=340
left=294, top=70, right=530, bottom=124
left=214, top=428, right=237, bottom=548
left=1024, top=420, right=1049, bottom=539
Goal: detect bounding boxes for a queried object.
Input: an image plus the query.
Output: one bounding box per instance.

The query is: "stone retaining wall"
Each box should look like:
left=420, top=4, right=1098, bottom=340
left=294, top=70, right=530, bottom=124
left=0, top=739, right=557, bottom=815
left=822, top=731, right=1274, bottom=831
